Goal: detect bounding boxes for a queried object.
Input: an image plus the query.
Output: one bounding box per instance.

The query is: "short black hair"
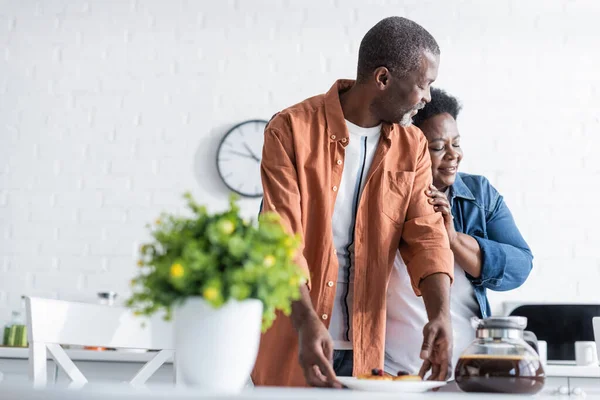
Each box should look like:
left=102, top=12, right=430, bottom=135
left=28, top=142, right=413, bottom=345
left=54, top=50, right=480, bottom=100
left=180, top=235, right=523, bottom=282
left=357, top=17, right=440, bottom=82
left=412, top=87, right=462, bottom=127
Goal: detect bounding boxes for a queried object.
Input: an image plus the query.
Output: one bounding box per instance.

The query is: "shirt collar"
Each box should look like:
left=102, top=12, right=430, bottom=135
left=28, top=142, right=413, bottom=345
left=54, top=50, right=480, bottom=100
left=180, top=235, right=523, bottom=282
left=450, top=173, right=476, bottom=202
left=324, top=79, right=396, bottom=143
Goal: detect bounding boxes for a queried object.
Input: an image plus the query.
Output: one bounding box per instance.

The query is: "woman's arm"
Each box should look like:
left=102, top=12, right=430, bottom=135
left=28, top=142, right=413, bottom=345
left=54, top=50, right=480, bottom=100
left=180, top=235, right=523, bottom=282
left=427, top=188, right=533, bottom=291
left=427, top=187, right=482, bottom=278
left=468, top=195, right=533, bottom=291
left=449, top=233, right=482, bottom=278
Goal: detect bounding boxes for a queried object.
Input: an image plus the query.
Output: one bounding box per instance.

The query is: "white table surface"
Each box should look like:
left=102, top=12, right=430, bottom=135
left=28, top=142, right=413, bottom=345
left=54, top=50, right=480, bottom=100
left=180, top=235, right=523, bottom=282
left=0, top=347, right=168, bottom=363
left=2, top=347, right=598, bottom=378
left=0, top=382, right=598, bottom=400
left=544, top=364, right=600, bottom=378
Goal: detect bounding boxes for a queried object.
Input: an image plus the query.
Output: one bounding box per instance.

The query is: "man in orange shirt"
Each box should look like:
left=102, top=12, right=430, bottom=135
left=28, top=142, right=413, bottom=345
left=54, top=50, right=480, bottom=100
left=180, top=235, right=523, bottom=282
left=253, top=16, right=454, bottom=387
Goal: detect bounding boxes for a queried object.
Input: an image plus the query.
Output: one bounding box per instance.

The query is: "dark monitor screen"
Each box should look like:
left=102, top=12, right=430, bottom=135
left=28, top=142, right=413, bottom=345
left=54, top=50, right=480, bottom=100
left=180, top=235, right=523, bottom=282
left=509, top=304, right=600, bottom=361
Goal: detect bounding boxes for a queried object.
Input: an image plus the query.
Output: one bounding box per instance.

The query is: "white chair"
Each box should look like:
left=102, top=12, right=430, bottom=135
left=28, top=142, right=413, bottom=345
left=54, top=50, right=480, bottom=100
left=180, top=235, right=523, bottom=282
left=25, top=296, right=174, bottom=388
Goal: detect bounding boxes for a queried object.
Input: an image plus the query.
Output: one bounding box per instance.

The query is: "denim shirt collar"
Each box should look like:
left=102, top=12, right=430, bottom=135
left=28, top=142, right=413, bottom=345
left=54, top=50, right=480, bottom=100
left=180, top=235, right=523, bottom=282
left=449, top=173, right=476, bottom=203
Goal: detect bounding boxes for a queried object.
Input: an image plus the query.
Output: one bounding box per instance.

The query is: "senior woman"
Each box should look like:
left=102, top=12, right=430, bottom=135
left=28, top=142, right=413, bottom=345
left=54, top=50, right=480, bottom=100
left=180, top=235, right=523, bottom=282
left=385, top=88, right=534, bottom=377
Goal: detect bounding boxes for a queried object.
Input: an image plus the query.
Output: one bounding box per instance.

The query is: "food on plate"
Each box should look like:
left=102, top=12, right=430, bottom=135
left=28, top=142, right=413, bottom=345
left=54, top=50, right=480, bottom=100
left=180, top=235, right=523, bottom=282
left=393, top=373, right=422, bottom=381
left=357, top=368, right=393, bottom=380
left=357, top=368, right=422, bottom=381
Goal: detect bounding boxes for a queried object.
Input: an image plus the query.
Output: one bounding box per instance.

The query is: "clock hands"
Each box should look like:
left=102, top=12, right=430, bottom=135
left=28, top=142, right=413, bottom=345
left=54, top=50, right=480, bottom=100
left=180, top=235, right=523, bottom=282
left=225, top=149, right=260, bottom=161
left=216, top=120, right=268, bottom=199
left=241, top=142, right=261, bottom=162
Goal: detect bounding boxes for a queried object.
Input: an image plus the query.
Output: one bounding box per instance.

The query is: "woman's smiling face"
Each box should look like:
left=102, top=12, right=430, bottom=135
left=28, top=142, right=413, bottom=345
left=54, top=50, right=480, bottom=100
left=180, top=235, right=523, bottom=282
left=419, top=112, right=463, bottom=191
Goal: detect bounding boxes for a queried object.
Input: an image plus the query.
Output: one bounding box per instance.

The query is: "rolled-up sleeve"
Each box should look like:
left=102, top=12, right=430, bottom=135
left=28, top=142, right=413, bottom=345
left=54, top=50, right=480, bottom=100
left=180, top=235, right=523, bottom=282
left=260, top=120, right=311, bottom=288
left=469, top=195, right=533, bottom=291
left=399, top=136, right=454, bottom=296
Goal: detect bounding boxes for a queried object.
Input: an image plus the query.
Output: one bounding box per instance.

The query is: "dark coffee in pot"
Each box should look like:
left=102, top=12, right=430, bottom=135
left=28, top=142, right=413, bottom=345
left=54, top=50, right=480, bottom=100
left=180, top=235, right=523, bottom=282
left=455, top=354, right=545, bottom=394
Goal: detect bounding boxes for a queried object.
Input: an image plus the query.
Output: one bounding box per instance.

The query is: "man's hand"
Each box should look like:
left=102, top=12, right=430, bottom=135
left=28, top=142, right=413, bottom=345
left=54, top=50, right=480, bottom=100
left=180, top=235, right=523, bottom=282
left=297, top=314, right=341, bottom=388
left=426, top=185, right=457, bottom=244
left=418, top=315, right=453, bottom=381
left=291, top=285, right=341, bottom=388
left=418, top=273, right=453, bottom=381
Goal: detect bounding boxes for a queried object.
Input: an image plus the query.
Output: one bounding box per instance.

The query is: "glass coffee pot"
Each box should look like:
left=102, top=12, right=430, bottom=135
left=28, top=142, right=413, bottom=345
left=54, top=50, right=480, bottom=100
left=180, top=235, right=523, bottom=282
left=455, top=316, right=545, bottom=394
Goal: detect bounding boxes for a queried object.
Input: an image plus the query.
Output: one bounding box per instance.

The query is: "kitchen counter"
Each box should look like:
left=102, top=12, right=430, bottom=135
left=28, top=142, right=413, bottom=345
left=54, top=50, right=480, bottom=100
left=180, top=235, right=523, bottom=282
left=0, top=347, right=598, bottom=396
left=2, top=346, right=598, bottom=377
left=2, top=383, right=600, bottom=400
left=0, top=346, right=600, bottom=378
left=545, top=364, right=600, bottom=378
left=0, top=346, right=172, bottom=363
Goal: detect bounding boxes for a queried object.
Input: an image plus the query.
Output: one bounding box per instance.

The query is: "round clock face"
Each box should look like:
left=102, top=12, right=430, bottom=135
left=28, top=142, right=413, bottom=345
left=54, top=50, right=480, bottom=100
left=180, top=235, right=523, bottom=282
left=216, top=119, right=267, bottom=198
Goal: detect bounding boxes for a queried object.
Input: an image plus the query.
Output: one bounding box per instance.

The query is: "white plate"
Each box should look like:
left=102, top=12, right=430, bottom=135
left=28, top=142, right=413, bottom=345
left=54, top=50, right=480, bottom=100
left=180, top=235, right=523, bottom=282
left=337, top=377, right=446, bottom=393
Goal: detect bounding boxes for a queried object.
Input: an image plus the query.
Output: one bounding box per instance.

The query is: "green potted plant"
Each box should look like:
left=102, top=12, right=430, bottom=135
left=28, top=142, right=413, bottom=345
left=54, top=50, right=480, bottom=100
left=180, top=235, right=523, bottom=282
left=127, top=193, right=305, bottom=392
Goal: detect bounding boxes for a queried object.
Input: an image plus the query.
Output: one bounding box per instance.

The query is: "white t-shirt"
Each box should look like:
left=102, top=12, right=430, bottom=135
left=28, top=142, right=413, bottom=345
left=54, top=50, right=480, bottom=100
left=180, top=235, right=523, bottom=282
left=329, top=119, right=381, bottom=350
left=384, top=251, right=479, bottom=376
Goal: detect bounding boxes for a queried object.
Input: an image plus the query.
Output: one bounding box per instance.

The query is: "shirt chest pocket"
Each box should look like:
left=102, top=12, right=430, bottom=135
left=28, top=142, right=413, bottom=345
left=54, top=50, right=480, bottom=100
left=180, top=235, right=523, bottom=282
left=381, top=171, right=415, bottom=224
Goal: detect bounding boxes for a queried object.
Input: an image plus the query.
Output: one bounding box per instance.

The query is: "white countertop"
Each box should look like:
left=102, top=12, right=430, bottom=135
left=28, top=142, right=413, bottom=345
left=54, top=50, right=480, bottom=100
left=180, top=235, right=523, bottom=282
left=0, top=347, right=171, bottom=363
left=545, top=363, right=600, bottom=378
left=2, top=346, right=599, bottom=378
left=1, top=383, right=599, bottom=400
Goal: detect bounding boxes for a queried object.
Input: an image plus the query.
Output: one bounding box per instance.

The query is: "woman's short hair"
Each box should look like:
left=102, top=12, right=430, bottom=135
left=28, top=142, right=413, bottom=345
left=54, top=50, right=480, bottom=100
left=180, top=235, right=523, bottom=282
left=412, top=87, right=462, bottom=128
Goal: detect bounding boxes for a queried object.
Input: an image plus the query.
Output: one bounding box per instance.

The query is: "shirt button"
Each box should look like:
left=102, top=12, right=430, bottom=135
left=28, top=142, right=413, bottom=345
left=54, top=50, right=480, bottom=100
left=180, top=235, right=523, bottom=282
left=330, top=135, right=336, bottom=140
left=321, top=314, right=328, bottom=320
left=336, top=160, right=342, bottom=165
left=327, top=281, right=334, bottom=287
left=333, top=249, right=337, bottom=255
left=341, top=138, right=347, bottom=143
left=332, top=186, right=338, bottom=192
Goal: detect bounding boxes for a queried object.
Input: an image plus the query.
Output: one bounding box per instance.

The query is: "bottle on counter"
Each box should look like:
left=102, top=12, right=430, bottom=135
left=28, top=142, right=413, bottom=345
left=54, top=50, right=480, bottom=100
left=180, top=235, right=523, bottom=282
left=2, top=310, right=27, bottom=347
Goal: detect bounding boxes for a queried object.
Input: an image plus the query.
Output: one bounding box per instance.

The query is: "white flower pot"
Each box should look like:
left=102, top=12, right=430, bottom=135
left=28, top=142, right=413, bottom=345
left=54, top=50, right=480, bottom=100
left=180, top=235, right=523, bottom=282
left=173, top=297, right=263, bottom=393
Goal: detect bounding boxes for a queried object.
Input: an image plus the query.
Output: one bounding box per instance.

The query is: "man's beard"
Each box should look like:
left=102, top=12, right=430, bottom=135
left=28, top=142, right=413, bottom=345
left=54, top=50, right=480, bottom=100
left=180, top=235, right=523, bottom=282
left=399, top=102, right=425, bottom=127
left=399, top=113, right=413, bottom=127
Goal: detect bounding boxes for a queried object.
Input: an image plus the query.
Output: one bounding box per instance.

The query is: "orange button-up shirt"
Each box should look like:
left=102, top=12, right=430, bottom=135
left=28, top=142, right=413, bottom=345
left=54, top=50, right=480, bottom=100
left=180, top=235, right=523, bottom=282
left=252, top=80, right=454, bottom=387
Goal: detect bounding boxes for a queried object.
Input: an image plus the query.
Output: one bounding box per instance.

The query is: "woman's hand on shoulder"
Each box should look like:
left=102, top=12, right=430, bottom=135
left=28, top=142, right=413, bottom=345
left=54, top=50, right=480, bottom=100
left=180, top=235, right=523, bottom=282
left=425, top=185, right=457, bottom=245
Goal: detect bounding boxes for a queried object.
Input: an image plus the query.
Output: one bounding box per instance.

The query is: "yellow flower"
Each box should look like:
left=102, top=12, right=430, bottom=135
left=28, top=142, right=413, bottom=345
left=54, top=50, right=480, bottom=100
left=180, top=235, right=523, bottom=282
left=289, top=276, right=299, bottom=287
left=263, top=255, right=276, bottom=268
left=155, top=218, right=161, bottom=225
left=170, top=263, right=185, bottom=278
left=136, top=260, right=144, bottom=267
left=129, top=279, right=136, bottom=287
left=204, top=287, right=218, bottom=301
left=218, top=220, right=235, bottom=235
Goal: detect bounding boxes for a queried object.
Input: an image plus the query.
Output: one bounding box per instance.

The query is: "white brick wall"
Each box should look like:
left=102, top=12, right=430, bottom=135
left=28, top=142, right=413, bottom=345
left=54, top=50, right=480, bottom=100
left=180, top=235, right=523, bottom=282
left=1, top=0, right=599, bottom=322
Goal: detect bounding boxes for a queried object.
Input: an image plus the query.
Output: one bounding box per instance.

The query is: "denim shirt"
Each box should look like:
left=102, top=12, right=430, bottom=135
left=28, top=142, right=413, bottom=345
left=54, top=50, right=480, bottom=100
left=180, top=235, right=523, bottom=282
left=449, top=172, right=533, bottom=318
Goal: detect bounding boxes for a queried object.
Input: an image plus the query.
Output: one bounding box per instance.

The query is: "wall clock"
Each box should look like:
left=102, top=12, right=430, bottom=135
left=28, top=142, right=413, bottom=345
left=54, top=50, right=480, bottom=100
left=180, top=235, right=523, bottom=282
left=216, top=119, right=267, bottom=198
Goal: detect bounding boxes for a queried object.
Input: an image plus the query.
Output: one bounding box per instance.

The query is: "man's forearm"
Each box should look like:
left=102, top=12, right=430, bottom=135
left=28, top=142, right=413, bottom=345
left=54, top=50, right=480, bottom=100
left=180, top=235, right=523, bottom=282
left=291, top=284, right=318, bottom=332
left=419, top=273, right=451, bottom=320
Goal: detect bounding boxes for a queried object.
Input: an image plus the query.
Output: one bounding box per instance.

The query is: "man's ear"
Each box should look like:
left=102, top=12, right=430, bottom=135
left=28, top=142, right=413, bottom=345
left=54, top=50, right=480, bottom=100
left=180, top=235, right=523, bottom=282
left=374, top=67, right=390, bottom=90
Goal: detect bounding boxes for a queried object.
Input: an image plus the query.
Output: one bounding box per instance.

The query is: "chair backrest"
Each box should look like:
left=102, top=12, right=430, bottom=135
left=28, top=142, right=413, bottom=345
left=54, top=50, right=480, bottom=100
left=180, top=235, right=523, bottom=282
left=25, top=296, right=174, bottom=388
